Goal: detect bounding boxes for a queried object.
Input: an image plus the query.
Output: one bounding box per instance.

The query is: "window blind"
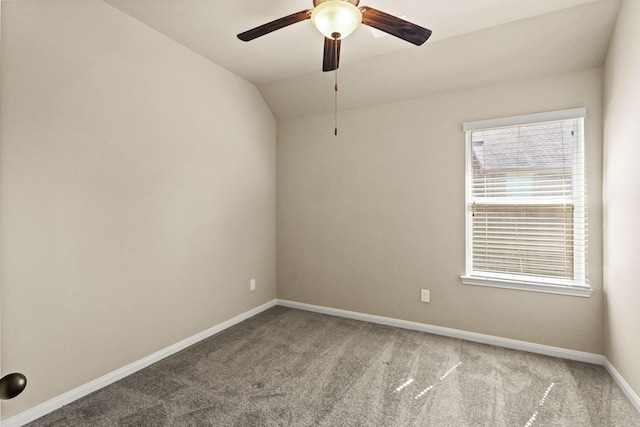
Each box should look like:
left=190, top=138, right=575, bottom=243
left=464, top=112, right=587, bottom=289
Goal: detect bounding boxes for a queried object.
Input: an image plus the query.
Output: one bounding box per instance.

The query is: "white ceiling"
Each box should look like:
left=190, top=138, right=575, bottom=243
left=103, top=0, right=620, bottom=119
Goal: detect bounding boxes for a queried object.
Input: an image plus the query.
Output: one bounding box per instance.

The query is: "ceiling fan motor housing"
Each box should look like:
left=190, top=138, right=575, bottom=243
left=313, top=0, right=360, bottom=7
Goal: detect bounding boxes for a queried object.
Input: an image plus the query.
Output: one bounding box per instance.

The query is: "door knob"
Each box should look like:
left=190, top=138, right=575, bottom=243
left=0, top=373, right=27, bottom=400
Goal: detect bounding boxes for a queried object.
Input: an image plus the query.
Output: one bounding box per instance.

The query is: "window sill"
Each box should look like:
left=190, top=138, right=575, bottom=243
left=460, top=275, right=593, bottom=298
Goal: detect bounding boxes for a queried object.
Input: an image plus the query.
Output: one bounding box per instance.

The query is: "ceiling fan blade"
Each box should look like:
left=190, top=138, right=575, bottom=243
left=360, top=7, right=432, bottom=46
left=237, top=10, right=312, bottom=42
left=322, top=37, right=341, bottom=72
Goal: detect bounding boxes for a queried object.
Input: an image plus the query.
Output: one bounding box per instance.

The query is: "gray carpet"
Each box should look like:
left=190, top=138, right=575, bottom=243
left=27, top=306, right=640, bottom=426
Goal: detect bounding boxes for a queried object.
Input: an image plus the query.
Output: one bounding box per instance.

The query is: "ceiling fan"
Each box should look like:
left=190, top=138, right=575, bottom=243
left=237, top=0, right=432, bottom=72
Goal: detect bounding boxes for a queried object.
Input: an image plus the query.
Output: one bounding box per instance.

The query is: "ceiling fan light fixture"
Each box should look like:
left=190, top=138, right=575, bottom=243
left=311, top=0, right=362, bottom=40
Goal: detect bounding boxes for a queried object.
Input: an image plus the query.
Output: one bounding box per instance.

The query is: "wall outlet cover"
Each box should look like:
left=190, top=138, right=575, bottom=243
left=421, top=289, right=430, bottom=303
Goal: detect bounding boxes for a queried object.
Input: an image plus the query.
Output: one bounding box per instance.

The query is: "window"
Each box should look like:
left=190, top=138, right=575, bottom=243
left=461, top=108, right=591, bottom=297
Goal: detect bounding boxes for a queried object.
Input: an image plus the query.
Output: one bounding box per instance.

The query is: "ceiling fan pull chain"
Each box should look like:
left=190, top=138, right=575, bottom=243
left=334, top=69, right=338, bottom=136
left=334, top=34, right=339, bottom=136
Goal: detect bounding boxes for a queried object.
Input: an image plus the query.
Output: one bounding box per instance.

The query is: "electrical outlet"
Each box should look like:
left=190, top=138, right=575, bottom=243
left=250, top=279, right=256, bottom=291
left=421, top=289, right=430, bottom=303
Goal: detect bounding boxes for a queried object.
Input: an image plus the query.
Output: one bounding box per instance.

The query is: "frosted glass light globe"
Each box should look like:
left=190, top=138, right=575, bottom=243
left=311, top=1, right=362, bottom=39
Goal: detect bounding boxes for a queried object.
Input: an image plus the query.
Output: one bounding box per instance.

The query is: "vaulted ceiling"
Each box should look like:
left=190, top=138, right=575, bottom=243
left=103, top=0, right=620, bottom=119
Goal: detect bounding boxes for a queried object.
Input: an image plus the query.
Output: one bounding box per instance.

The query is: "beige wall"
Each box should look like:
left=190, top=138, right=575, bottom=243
left=0, top=0, right=276, bottom=419
left=4, top=0, right=636, bottom=421
left=278, top=68, right=604, bottom=354
left=603, top=0, right=640, bottom=398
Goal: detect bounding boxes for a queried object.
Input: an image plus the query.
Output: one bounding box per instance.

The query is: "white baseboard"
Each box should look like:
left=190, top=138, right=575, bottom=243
left=278, top=299, right=640, bottom=413
left=277, top=299, right=605, bottom=365
left=604, top=359, right=640, bottom=414
left=3, top=299, right=278, bottom=427
left=6, top=298, right=639, bottom=426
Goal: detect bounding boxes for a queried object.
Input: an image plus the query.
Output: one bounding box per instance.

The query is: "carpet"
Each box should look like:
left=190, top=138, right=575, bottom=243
left=26, top=306, right=640, bottom=426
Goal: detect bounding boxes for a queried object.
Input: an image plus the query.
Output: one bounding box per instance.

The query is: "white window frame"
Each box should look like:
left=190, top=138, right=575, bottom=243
left=461, top=108, right=592, bottom=297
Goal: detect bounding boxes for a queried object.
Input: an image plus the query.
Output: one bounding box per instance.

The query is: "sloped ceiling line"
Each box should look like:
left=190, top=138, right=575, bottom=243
left=104, top=0, right=620, bottom=119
